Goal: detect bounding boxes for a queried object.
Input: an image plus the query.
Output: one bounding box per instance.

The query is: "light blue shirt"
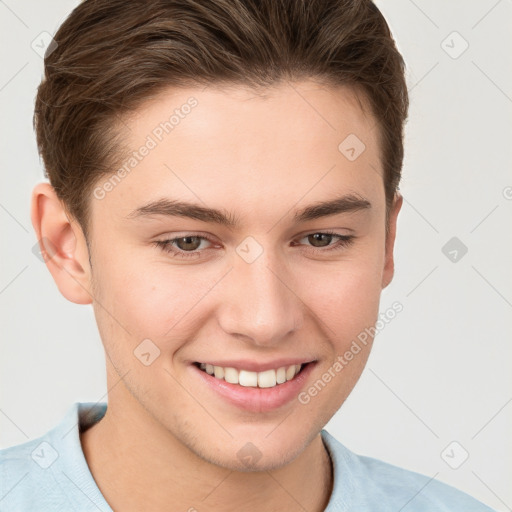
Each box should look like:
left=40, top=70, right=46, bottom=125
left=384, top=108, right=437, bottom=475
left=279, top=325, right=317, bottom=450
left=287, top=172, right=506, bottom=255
left=0, top=402, right=496, bottom=511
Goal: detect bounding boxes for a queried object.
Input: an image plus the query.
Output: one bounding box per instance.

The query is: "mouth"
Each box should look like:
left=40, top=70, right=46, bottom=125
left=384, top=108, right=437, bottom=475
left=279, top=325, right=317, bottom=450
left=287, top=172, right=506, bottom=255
left=193, top=361, right=311, bottom=389
left=190, top=360, right=317, bottom=412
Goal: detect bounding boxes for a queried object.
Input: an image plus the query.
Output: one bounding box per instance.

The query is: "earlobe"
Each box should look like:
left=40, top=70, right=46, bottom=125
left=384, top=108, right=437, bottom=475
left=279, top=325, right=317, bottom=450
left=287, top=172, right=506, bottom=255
left=381, top=192, right=403, bottom=290
left=30, top=182, right=93, bottom=305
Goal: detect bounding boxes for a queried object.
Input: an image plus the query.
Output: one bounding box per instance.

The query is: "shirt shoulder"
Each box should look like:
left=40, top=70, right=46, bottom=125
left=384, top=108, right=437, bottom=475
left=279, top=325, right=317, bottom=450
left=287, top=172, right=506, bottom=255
left=0, top=402, right=110, bottom=512
left=0, top=421, right=74, bottom=510
left=320, top=429, right=497, bottom=512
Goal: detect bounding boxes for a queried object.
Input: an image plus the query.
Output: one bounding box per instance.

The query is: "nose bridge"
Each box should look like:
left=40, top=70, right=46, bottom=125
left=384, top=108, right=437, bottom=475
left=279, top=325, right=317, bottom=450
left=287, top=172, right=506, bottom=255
left=217, top=248, right=302, bottom=346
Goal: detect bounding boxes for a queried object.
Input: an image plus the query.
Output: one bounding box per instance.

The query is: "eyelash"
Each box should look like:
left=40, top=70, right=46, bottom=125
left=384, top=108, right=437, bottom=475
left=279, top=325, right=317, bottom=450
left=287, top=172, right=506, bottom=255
left=153, top=230, right=355, bottom=259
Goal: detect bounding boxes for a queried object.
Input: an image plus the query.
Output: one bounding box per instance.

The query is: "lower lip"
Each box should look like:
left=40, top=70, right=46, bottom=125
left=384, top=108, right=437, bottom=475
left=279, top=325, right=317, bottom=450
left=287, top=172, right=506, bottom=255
left=191, top=362, right=316, bottom=413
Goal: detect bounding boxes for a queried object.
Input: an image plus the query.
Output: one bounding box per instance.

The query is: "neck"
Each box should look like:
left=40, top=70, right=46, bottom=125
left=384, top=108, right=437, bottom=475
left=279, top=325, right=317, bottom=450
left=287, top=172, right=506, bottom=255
left=80, top=392, right=333, bottom=512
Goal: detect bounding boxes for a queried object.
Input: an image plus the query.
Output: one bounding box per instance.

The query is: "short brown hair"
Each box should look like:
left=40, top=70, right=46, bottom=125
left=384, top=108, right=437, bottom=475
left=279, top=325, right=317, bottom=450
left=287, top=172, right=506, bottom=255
left=34, top=0, right=409, bottom=241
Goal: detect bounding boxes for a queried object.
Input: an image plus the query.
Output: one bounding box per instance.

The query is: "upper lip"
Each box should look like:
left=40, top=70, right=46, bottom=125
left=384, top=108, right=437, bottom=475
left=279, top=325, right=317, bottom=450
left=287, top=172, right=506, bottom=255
left=194, top=359, right=316, bottom=372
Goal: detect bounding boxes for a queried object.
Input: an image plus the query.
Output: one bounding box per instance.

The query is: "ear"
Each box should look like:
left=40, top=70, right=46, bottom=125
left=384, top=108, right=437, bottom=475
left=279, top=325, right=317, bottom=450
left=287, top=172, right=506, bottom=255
left=381, top=192, right=403, bottom=289
left=30, top=182, right=93, bottom=304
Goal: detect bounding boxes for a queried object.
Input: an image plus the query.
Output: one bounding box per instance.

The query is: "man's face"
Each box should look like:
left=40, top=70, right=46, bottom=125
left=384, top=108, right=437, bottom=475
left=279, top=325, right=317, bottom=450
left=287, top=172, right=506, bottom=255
left=85, top=80, right=400, bottom=470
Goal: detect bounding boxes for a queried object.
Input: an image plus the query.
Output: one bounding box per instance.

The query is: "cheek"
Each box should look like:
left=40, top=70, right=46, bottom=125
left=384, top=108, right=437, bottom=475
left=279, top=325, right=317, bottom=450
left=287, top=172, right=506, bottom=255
left=102, top=268, right=185, bottom=339
left=92, top=248, right=215, bottom=354
left=299, top=256, right=384, bottom=346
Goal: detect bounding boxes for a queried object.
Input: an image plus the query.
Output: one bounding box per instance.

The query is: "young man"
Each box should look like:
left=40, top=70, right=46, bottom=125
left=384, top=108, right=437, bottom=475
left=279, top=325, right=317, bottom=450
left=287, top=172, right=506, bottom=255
left=0, top=0, right=496, bottom=511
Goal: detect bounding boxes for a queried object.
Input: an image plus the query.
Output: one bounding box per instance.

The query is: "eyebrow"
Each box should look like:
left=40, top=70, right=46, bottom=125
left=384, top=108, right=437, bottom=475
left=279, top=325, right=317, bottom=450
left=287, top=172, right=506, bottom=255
left=126, top=193, right=372, bottom=228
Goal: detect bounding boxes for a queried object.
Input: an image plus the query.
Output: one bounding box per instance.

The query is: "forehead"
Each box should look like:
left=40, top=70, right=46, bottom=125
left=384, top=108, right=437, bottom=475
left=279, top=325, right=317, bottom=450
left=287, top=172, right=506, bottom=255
left=94, top=80, right=383, bottom=227
left=124, top=80, right=376, bottom=146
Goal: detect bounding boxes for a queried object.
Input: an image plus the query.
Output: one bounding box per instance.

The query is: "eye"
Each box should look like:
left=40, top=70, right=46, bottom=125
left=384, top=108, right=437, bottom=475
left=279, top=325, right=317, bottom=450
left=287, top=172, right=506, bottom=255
left=153, top=235, right=214, bottom=259
left=294, top=231, right=355, bottom=253
left=153, top=231, right=355, bottom=259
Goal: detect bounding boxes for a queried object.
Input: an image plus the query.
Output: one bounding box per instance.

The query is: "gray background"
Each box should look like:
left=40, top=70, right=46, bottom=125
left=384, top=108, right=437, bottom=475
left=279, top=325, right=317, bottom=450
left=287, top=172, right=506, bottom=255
left=1, top=1, right=511, bottom=510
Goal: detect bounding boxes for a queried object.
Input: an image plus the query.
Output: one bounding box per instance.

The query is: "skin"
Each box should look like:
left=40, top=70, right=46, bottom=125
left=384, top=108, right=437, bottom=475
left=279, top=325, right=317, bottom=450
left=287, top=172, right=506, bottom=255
left=31, top=80, right=402, bottom=511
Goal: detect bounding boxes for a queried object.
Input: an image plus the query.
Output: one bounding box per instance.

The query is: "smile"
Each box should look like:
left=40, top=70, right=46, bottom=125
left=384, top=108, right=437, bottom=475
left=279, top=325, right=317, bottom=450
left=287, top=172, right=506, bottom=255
left=191, top=360, right=317, bottom=412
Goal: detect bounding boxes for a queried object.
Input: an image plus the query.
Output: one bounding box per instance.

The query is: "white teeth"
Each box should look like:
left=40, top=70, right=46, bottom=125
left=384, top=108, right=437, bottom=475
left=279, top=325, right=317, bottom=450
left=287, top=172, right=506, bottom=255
left=239, top=370, right=258, bottom=387
left=258, top=369, right=277, bottom=388
left=198, top=363, right=304, bottom=388
left=224, top=367, right=239, bottom=384
left=286, top=365, right=297, bottom=380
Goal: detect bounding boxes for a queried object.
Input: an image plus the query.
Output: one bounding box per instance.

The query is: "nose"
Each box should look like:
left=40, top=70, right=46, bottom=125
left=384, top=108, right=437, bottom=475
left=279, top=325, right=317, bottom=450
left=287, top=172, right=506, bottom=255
left=216, top=251, right=303, bottom=347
